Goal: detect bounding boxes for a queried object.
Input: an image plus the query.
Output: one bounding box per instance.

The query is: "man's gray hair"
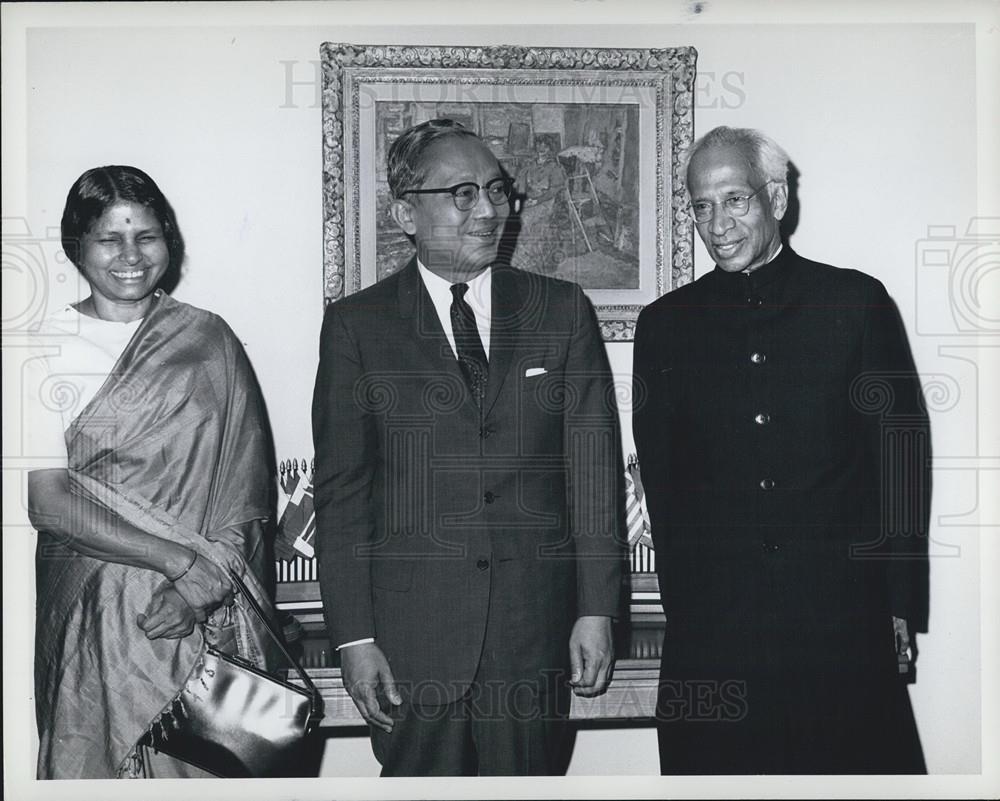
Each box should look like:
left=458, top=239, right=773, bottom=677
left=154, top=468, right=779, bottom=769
left=682, top=126, right=790, bottom=186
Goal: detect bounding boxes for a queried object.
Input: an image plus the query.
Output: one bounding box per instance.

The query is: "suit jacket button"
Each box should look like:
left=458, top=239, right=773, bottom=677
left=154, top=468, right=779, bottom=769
left=480, top=426, right=494, bottom=439
left=477, top=558, right=490, bottom=570
left=754, top=412, right=770, bottom=425
left=759, top=478, right=775, bottom=490
left=750, top=352, right=767, bottom=364
left=484, top=491, right=496, bottom=504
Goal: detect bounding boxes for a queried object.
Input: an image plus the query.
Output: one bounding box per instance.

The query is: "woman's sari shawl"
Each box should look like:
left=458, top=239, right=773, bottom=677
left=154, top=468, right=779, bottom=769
left=35, top=294, right=275, bottom=779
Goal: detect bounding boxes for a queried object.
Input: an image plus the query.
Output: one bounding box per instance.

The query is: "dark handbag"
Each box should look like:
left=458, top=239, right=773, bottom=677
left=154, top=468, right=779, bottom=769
left=141, top=570, right=324, bottom=777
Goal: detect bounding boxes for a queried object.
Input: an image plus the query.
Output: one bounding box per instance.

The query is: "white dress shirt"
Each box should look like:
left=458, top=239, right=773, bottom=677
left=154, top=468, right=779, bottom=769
left=416, top=260, right=491, bottom=360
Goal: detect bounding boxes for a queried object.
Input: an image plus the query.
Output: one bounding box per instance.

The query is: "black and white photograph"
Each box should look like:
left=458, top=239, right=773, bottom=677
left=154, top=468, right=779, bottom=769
left=2, top=1, right=998, bottom=800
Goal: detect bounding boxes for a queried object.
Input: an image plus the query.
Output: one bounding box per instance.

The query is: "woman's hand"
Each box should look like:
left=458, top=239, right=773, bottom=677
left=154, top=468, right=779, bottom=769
left=170, top=552, right=233, bottom=622
left=136, top=582, right=197, bottom=640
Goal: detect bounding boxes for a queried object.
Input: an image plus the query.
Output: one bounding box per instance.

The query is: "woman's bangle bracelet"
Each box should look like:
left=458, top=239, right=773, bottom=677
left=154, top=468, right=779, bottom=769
left=166, top=550, right=198, bottom=582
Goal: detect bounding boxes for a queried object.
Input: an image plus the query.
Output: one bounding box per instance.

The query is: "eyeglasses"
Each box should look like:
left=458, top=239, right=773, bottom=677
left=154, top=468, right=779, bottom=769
left=689, top=181, right=773, bottom=223
left=400, top=178, right=514, bottom=212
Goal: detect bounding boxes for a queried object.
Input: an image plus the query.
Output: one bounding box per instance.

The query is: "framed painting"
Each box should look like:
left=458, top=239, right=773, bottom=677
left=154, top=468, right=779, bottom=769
left=321, top=43, right=697, bottom=340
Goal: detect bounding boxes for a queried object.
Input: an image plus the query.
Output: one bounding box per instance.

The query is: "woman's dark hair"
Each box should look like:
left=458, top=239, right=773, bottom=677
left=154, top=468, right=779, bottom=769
left=60, top=166, right=185, bottom=277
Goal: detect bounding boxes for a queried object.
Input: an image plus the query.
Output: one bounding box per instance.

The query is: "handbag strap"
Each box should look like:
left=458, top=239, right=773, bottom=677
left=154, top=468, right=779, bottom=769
left=227, top=569, right=321, bottom=703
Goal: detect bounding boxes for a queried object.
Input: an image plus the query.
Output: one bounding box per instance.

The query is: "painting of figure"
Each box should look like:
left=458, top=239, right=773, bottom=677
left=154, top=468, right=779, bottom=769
left=372, top=101, right=640, bottom=290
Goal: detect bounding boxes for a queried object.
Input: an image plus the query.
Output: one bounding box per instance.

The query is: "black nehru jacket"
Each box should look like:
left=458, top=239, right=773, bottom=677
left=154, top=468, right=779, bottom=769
left=633, top=245, right=928, bottom=773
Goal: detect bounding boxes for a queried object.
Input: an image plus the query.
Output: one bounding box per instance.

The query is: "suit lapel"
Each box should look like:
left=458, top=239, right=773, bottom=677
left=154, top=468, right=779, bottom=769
left=397, top=259, right=479, bottom=417
left=483, top=266, right=524, bottom=417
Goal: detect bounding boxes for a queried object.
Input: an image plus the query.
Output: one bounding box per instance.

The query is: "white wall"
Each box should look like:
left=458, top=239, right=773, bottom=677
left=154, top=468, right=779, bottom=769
left=4, top=1, right=998, bottom=791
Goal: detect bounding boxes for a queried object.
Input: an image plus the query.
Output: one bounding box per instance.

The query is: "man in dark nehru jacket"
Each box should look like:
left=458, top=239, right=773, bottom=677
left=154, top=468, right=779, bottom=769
left=313, top=118, right=625, bottom=776
left=633, top=125, right=929, bottom=774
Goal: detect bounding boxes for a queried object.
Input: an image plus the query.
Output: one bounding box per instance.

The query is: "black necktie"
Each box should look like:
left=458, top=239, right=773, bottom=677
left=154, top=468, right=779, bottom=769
left=450, top=283, right=489, bottom=404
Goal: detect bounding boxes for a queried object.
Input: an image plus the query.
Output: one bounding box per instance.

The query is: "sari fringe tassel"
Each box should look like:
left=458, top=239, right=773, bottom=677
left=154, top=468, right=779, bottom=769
left=119, top=649, right=203, bottom=775
left=116, top=747, right=145, bottom=779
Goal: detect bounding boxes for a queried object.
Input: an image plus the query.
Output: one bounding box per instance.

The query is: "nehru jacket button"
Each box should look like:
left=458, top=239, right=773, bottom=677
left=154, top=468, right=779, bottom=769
left=477, top=558, right=490, bottom=571
left=484, top=491, right=496, bottom=504
left=750, top=352, right=767, bottom=364
left=754, top=413, right=771, bottom=425
left=759, top=478, right=775, bottom=490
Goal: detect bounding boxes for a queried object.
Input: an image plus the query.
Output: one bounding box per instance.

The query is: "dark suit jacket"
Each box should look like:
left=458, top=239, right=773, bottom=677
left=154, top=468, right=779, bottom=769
left=633, top=245, right=930, bottom=676
left=313, top=261, right=625, bottom=704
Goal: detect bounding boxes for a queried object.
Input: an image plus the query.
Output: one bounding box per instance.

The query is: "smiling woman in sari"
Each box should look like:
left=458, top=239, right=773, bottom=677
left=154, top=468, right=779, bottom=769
left=26, top=166, right=277, bottom=779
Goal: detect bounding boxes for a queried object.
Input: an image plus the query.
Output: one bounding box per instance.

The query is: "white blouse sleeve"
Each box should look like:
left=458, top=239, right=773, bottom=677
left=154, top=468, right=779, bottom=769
left=22, top=352, right=70, bottom=471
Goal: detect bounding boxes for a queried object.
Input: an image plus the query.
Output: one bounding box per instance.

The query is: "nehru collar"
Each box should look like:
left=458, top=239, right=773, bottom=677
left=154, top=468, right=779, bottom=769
left=713, top=243, right=791, bottom=294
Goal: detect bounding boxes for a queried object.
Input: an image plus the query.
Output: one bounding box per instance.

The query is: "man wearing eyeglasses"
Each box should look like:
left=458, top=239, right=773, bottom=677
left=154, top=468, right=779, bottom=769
left=633, top=126, right=928, bottom=773
left=313, top=119, right=625, bottom=775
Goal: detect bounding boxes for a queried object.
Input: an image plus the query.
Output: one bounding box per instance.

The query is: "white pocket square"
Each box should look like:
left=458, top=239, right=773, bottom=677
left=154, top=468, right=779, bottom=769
left=525, top=367, right=548, bottom=377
